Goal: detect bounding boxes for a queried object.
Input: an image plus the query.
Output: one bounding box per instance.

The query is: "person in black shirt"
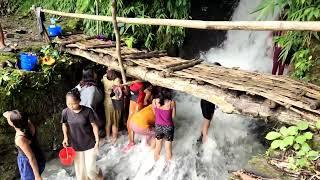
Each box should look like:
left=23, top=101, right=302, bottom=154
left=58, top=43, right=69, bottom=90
left=198, top=62, right=221, bottom=144
left=61, top=88, right=103, bottom=180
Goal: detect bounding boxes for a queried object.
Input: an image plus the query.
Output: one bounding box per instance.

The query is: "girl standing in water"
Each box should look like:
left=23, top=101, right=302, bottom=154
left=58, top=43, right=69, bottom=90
left=3, top=110, right=45, bottom=180
left=61, top=88, right=103, bottom=180
left=102, top=69, right=123, bottom=144
left=152, top=88, right=176, bottom=161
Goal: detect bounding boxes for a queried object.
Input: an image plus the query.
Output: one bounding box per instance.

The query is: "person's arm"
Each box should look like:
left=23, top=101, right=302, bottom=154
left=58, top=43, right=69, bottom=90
left=151, top=99, right=156, bottom=114
left=91, top=123, right=99, bottom=150
left=62, top=123, right=69, bottom=147
left=171, top=101, right=176, bottom=119
left=144, top=89, right=152, bottom=106
left=88, top=109, right=99, bottom=150
left=61, top=110, right=69, bottom=147
left=16, top=138, right=42, bottom=180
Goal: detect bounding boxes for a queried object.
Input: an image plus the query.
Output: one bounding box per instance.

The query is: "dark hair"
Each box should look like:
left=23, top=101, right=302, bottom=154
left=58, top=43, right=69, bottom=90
left=158, top=87, right=172, bottom=106
left=10, top=110, right=32, bottom=138
left=66, top=88, right=81, bottom=101
left=143, top=82, right=153, bottom=90
left=80, top=67, right=96, bottom=87
left=213, top=62, right=221, bottom=66
left=107, top=69, right=119, bottom=81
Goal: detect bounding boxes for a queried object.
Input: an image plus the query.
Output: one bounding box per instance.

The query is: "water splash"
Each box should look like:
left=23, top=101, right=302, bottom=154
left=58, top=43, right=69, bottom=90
left=202, top=0, right=275, bottom=73
left=43, top=0, right=269, bottom=179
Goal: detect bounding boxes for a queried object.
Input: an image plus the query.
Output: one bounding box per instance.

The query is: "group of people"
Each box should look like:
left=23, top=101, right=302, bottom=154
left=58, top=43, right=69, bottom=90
left=3, top=66, right=217, bottom=180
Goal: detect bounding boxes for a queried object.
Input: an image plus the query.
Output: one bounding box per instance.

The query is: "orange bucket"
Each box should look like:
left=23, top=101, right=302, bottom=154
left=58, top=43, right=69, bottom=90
left=59, top=147, right=76, bottom=166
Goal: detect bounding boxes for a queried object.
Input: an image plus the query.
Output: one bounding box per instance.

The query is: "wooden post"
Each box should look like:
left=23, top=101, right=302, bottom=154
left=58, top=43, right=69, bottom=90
left=95, top=0, right=100, bottom=35
left=33, top=6, right=51, bottom=43
left=111, top=0, right=127, bottom=83
left=0, top=23, right=5, bottom=48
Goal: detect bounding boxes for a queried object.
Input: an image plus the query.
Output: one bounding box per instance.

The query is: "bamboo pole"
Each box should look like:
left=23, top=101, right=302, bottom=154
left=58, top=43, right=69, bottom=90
left=40, top=8, right=320, bottom=31
left=111, top=0, right=127, bottom=84
left=95, top=0, right=100, bottom=35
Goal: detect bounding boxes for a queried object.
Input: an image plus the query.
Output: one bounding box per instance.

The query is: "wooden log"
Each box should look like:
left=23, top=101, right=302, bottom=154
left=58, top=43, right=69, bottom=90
left=111, top=0, right=127, bottom=84
left=40, top=8, right=320, bottom=31
left=166, top=59, right=203, bottom=72
left=163, top=59, right=203, bottom=77
left=65, top=47, right=320, bottom=130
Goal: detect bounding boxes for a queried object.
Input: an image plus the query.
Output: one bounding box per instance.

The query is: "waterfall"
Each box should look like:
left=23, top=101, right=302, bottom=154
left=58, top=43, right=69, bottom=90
left=43, top=0, right=270, bottom=179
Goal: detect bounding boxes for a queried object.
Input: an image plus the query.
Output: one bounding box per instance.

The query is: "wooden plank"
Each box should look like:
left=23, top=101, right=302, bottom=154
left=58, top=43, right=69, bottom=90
left=65, top=47, right=320, bottom=130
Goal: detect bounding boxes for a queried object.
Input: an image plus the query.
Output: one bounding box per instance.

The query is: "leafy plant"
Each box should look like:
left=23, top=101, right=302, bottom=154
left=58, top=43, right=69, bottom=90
left=11, top=0, right=190, bottom=50
left=256, top=0, right=320, bottom=80
left=0, top=46, right=72, bottom=96
left=266, top=121, right=320, bottom=170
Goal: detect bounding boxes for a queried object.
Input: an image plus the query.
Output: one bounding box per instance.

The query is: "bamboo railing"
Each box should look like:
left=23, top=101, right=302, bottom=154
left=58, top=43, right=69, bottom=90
left=39, top=8, right=320, bottom=31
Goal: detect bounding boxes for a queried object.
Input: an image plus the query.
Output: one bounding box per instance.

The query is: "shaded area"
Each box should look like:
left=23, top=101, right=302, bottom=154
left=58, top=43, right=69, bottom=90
left=180, top=0, right=239, bottom=59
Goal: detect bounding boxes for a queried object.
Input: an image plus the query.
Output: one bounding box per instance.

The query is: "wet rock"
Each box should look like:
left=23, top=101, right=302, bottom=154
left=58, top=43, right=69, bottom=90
left=241, top=155, right=294, bottom=179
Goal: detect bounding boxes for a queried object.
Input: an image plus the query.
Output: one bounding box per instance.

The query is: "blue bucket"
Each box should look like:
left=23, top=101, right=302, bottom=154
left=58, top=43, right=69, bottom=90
left=20, top=53, right=38, bottom=71
left=48, top=25, right=62, bottom=37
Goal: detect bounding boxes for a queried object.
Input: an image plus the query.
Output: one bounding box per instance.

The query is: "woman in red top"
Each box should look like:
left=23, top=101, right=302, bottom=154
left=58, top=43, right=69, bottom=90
left=122, top=81, right=145, bottom=151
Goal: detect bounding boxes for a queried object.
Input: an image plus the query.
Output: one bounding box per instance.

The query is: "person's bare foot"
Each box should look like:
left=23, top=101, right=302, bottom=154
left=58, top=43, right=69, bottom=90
left=97, top=168, right=104, bottom=180
left=111, top=138, right=117, bottom=144
left=202, top=135, right=208, bottom=144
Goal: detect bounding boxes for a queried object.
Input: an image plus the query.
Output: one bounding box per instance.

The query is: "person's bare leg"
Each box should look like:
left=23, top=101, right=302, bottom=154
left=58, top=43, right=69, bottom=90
left=0, top=23, right=5, bottom=48
left=164, top=141, right=172, bottom=161
left=111, top=125, right=118, bottom=144
left=150, top=137, right=156, bottom=150
left=201, top=119, right=211, bottom=143
left=154, top=139, right=162, bottom=160
left=105, top=119, right=111, bottom=141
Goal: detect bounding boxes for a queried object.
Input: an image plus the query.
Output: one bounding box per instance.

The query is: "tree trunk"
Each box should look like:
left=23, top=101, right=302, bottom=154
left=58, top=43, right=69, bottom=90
left=111, top=0, right=127, bottom=84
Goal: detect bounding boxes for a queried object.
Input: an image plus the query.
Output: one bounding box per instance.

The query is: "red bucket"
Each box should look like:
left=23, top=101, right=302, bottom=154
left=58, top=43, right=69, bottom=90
left=59, top=147, right=76, bottom=166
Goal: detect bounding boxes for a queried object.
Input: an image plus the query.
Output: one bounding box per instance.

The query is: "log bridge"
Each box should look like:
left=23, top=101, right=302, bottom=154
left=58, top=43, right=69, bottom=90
left=55, top=35, right=320, bottom=129
left=35, top=7, right=320, bottom=129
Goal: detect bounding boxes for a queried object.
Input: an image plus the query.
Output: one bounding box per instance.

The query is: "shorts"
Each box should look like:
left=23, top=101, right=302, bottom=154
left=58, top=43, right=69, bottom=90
left=74, top=148, right=99, bottom=180
left=200, top=99, right=215, bottom=120
left=131, top=122, right=155, bottom=138
left=17, top=155, right=45, bottom=180
left=155, top=125, right=174, bottom=141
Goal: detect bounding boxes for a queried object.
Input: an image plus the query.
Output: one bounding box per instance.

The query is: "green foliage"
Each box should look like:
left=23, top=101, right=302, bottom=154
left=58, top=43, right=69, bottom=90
left=265, top=123, right=320, bottom=171
left=256, top=0, right=320, bottom=79
left=13, top=0, right=190, bottom=50
left=0, top=46, right=72, bottom=96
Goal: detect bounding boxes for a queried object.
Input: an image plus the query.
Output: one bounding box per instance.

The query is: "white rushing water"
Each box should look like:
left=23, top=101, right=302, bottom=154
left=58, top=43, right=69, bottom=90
left=43, top=93, right=265, bottom=180
left=43, top=0, right=271, bottom=179
left=202, top=0, right=274, bottom=73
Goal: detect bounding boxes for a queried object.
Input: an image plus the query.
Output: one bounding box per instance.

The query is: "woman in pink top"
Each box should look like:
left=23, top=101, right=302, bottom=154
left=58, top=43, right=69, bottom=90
left=152, top=88, right=176, bottom=161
